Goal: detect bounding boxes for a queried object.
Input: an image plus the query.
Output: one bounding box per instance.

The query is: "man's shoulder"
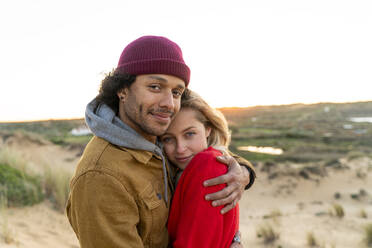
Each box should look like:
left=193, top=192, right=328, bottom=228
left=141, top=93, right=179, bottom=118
left=83, top=135, right=141, bottom=162
left=84, top=135, right=110, bottom=153
left=71, top=136, right=140, bottom=188
left=73, top=136, right=130, bottom=175
left=77, top=136, right=159, bottom=175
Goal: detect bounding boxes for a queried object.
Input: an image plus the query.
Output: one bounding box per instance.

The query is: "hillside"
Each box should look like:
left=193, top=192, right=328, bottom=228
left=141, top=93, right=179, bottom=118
left=219, top=101, right=372, bottom=163
left=2, top=101, right=372, bottom=165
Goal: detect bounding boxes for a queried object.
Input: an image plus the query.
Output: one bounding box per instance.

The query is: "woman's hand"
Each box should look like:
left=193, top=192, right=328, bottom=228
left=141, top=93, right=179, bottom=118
left=230, top=231, right=243, bottom=248
left=203, top=154, right=250, bottom=214
left=230, top=243, right=243, bottom=248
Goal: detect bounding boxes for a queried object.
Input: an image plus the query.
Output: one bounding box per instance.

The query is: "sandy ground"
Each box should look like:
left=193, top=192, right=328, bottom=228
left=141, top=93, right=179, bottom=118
left=1, top=201, right=79, bottom=248
left=0, top=132, right=80, bottom=247
left=1, top=134, right=371, bottom=247
left=240, top=158, right=372, bottom=247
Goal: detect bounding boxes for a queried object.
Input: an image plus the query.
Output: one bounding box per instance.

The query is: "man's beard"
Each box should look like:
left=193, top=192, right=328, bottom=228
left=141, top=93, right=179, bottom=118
left=130, top=105, right=174, bottom=137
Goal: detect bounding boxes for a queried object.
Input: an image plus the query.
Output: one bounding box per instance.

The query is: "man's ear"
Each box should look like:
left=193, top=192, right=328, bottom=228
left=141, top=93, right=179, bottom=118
left=117, top=88, right=128, bottom=101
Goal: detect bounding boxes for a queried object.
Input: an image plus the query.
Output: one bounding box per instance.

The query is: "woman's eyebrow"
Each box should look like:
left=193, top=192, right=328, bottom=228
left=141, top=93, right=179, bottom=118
left=181, top=126, right=196, bottom=133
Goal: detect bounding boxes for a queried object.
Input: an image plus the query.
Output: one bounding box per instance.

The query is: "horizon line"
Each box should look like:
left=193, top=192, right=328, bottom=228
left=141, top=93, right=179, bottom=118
left=1, top=99, right=371, bottom=123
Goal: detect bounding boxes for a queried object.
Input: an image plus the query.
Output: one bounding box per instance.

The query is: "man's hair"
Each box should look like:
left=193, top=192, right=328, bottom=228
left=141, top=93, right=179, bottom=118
left=94, top=69, right=136, bottom=114
left=181, top=89, right=230, bottom=148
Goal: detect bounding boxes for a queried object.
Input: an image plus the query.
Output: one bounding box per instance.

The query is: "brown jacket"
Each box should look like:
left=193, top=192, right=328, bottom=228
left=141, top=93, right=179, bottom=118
left=66, top=136, right=173, bottom=248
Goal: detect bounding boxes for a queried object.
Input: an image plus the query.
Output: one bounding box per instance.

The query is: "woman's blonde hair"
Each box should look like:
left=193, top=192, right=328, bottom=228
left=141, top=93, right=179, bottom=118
left=181, top=89, right=230, bottom=148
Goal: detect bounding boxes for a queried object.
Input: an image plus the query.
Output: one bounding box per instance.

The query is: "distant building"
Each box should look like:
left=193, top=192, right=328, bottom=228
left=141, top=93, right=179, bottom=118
left=71, top=126, right=92, bottom=136
left=343, top=124, right=353, bottom=129
left=349, top=117, right=372, bottom=123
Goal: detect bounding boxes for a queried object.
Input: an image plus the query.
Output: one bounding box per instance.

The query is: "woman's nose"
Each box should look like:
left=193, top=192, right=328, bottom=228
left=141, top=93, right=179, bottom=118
left=176, top=141, right=187, bottom=153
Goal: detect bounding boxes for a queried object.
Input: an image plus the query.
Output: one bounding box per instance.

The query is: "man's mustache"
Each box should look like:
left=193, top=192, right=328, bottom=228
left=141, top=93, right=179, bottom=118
left=150, top=108, right=174, bottom=118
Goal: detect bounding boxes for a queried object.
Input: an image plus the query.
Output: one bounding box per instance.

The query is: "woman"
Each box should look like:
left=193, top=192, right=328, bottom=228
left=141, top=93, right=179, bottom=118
left=161, top=89, right=240, bottom=248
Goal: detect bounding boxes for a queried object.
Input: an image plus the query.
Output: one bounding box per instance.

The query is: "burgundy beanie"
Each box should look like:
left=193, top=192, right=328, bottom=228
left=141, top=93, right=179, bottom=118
left=117, top=36, right=190, bottom=86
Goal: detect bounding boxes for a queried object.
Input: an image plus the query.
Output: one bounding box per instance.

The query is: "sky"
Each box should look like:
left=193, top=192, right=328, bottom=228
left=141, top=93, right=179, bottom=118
left=0, top=0, right=371, bottom=122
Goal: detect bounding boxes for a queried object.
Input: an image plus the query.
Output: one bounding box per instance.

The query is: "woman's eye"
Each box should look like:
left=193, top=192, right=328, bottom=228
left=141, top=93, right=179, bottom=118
left=162, top=137, right=172, bottom=143
left=185, top=132, right=195, bottom=138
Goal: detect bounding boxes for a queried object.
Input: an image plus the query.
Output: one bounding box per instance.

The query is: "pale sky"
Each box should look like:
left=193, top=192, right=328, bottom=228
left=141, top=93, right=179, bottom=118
left=0, top=0, right=371, bottom=121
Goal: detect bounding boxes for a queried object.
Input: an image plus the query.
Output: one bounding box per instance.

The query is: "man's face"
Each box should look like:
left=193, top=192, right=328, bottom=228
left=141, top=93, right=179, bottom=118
left=119, top=74, right=186, bottom=142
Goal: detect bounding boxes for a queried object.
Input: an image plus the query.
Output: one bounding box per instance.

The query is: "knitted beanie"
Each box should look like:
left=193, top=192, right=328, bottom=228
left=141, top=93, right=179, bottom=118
left=117, top=36, right=190, bottom=86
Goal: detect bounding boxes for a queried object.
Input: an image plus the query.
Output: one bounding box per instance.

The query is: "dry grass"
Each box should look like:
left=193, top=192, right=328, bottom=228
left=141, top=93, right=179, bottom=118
left=263, top=209, right=283, bottom=225
left=0, top=148, right=29, bottom=176
left=0, top=189, right=16, bottom=244
left=41, top=163, right=72, bottom=212
left=256, top=222, right=280, bottom=244
left=360, top=209, right=368, bottom=219
left=364, top=223, right=372, bottom=247
left=306, top=231, right=318, bottom=247
left=329, top=203, right=345, bottom=218
left=269, top=209, right=282, bottom=218
left=356, top=168, right=367, bottom=179
left=0, top=148, right=71, bottom=212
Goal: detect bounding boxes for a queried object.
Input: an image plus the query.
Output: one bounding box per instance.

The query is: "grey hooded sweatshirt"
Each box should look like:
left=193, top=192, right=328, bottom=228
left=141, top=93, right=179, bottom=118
left=85, top=99, right=169, bottom=204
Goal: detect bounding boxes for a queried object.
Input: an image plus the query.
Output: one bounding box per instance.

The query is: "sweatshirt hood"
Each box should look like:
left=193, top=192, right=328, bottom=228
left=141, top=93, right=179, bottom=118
left=85, top=99, right=162, bottom=154
left=85, top=99, right=169, bottom=205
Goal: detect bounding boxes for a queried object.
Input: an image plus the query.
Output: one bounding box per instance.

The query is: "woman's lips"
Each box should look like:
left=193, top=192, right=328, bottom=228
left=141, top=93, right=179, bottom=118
left=175, top=155, right=193, bottom=163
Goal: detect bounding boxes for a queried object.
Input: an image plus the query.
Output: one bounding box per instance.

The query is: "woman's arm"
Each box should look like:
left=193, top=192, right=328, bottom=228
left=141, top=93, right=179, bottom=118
left=168, top=148, right=238, bottom=248
left=203, top=153, right=256, bottom=214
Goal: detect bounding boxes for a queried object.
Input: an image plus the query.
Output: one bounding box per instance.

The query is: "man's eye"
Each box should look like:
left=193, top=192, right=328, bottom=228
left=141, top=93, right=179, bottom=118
left=149, top=85, right=161, bottom=90
left=172, top=90, right=182, bottom=98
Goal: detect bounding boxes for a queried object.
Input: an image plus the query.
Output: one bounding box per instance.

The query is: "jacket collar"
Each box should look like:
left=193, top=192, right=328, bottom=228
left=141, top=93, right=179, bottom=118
left=119, top=147, right=161, bottom=164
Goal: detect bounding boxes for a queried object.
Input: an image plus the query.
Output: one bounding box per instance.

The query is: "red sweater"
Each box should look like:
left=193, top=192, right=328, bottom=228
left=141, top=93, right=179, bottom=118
left=167, top=147, right=239, bottom=248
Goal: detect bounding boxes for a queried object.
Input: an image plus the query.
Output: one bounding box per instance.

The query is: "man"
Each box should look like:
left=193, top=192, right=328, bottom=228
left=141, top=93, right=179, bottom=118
left=66, top=35, right=255, bottom=247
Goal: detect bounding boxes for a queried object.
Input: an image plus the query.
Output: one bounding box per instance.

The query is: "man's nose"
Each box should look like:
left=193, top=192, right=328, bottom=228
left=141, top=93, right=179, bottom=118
left=159, top=91, right=175, bottom=109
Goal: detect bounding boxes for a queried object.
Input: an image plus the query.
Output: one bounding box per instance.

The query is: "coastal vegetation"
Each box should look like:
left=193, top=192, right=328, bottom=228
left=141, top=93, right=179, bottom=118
left=0, top=101, right=371, bottom=247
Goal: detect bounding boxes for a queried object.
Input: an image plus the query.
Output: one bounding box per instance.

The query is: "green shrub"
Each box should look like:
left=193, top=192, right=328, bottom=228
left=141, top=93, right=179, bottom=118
left=347, top=151, right=365, bottom=160
left=0, top=148, right=28, bottom=176
left=0, top=164, right=43, bottom=207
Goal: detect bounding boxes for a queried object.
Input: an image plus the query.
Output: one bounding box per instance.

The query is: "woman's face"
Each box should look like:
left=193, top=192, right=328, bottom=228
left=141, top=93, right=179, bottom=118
left=161, top=108, right=211, bottom=170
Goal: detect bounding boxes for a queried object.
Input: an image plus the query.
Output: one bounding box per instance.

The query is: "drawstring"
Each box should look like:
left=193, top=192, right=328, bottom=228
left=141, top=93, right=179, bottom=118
left=155, top=148, right=168, bottom=207
left=161, top=155, right=169, bottom=207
